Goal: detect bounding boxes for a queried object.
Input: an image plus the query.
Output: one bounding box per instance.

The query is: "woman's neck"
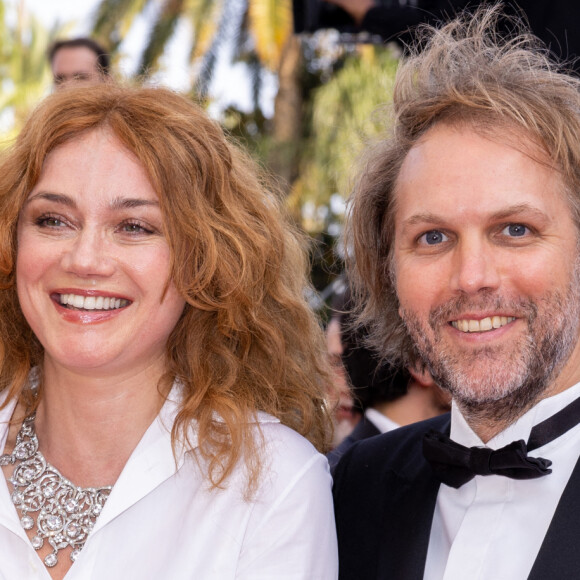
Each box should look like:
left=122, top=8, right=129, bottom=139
left=32, top=356, right=169, bottom=487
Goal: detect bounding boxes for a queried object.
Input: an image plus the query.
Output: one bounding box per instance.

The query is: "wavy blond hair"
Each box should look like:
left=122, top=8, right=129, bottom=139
left=346, top=6, right=580, bottom=367
left=0, top=84, right=332, bottom=492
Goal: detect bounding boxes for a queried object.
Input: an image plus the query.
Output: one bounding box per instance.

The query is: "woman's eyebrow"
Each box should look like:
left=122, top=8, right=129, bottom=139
left=109, top=197, right=160, bottom=210
left=25, top=191, right=75, bottom=207
left=24, top=192, right=159, bottom=210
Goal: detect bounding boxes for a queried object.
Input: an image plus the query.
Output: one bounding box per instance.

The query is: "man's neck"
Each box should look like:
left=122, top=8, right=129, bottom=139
left=457, top=395, right=540, bottom=443
left=460, top=370, right=580, bottom=443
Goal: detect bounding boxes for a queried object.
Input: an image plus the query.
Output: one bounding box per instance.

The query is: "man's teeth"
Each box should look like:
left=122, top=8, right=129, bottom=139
left=59, top=294, right=129, bottom=310
left=451, top=316, right=516, bottom=333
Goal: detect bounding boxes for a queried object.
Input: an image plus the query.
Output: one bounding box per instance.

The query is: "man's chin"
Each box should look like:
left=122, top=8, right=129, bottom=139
left=435, top=366, right=549, bottom=427
left=440, top=373, right=529, bottom=405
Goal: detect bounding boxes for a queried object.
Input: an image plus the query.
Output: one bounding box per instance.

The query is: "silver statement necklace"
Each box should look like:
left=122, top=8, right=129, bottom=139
left=0, top=414, right=112, bottom=568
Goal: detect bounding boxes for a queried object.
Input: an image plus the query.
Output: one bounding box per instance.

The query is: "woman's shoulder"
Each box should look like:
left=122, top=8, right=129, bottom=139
left=0, top=391, right=17, bottom=424
left=254, top=411, right=330, bottom=477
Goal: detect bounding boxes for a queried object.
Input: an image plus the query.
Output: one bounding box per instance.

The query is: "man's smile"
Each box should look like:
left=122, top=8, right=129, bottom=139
left=451, top=316, right=516, bottom=333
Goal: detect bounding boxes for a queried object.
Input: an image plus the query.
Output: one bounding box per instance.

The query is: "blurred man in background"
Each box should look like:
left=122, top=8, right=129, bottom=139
left=49, top=37, right=110, bottom=89
left=326, top=274, right=449, bottom=468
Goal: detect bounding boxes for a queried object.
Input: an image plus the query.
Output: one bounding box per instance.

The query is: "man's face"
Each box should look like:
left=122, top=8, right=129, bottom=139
left=393, top=123, right=580, bottom=414
left=51, top=46, right=103, bottom=89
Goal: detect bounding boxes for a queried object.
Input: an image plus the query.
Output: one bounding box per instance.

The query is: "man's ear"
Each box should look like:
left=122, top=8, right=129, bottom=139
left=408, top=365, right=436, bottom=388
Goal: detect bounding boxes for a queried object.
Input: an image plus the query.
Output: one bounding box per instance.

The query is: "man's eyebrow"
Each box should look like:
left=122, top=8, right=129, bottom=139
left=489, top=204, right=549, bottom=222
left=401, top=203, right=549, bottom=228
left=401, top=212, right=444, bottom=228
left=25, top=192, right=159, bottom=210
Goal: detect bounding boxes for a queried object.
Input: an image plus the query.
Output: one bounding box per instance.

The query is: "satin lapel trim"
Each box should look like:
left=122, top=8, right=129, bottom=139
left=376, top=416, right=448, bottom=580
left=528, top=454, right=580, bottom=578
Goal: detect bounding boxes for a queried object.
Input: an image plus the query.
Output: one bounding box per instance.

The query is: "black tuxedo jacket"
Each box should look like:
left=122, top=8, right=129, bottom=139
left=328, top=417, right=381, bottom=472
left=333, top=413, right=580, bottom=579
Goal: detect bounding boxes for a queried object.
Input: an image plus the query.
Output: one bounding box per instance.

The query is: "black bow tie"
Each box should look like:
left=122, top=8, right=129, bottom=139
left=423, top=395, right=580, bottom=489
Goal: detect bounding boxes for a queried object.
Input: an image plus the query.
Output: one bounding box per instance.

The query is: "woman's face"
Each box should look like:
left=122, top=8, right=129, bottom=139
left=16, top=129, right=186, bottom=376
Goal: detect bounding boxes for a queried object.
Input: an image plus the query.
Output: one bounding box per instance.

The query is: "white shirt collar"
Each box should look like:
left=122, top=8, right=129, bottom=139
left=364, top=407, right=400, bottom=434
left=450, top=380, right=580, bottom=451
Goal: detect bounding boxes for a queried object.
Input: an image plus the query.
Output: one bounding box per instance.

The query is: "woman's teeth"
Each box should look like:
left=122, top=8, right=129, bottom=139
left=59, top=293, right=129, bottom=310
left=451, top=316, right=516, bottom=333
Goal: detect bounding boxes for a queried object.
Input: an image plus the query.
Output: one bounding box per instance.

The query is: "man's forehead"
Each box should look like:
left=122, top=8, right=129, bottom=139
left=393, top=122, right=569, bottom=228
left=52, top=46, right=99, bottom=72
left=407, top=120, right=553, bottom=170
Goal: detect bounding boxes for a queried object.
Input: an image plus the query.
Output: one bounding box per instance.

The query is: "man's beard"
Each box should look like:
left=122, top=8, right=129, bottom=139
left=400, top=264, right=580, bottom=427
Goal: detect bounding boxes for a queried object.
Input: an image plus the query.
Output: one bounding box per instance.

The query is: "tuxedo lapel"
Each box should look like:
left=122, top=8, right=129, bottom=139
left=528, top=454, right=580, bottom=579
left=377, top=459, right=441, bottom=579
left=334, top=413, right=449, bottom=580
left=375, top=415, right=449, bottom=579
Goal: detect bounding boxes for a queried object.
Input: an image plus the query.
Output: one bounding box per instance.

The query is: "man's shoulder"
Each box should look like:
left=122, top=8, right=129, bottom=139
left=327, top=417, right=381, bottom=471
left=333, top=413, right=450, bottom=483
left=342, top=413, right=449, bottom=462
left=332, top=413, right=448, bottom=578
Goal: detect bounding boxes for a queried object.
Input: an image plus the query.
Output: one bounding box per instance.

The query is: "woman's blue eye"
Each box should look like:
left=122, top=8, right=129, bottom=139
left=504, top=224, right=528, bottom=237
left=421, top=230, right=448, bottom=245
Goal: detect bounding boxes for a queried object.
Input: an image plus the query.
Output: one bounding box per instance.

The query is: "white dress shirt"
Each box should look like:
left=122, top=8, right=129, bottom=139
left=364, top=407, right=400, bottom=434
left=0, top=388, right=338, bottom=579
left=424, top=381, right=580, bottom=580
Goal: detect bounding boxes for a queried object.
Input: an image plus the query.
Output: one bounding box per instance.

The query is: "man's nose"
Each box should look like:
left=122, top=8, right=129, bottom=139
left=449, top=237, right=500, bottom=295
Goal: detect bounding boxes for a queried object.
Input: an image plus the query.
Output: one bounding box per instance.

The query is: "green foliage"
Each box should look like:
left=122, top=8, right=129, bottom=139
left=185, top=0, right=221, bottom=65
left=137, top=0, right=186, bottom=76
left=92, top=0, right=293, bottom=90
left=293, top=46, right=398, bottom=232
left=221, top=104, right=270, bottom=159
left=0, top=2, right=58, bottom=143
left=93, top=0, right=152, bottom=51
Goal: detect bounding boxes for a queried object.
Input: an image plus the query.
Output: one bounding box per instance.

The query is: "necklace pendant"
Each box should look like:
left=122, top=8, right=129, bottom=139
left=21, top=514, right=34, bottom=530
left=44, top=553, right=58, bottom=568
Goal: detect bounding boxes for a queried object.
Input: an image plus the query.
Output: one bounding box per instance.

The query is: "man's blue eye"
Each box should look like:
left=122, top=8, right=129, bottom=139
left=504, top=224, right=528, bottom=237
left=421, top=230, right=447, bottom=245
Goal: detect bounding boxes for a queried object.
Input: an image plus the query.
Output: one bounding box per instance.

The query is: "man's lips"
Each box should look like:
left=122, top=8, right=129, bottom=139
left=54, top=292, right=131, bottom=311
left=451, top=315, right=516, bottom=333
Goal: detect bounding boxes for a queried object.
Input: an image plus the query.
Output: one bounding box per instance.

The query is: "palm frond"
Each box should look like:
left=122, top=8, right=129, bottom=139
left=191, top=0, right=238, bottom=98
left=248, top=0, right=293, bottom=71
left=184, top=0, right=221, bottom=63
left=137, top=0, right=186, bottom=76
left=92, top=0, right=152, bottom=51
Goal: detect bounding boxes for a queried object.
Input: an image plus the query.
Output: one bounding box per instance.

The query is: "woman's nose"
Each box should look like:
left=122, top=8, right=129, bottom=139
left=60, top=229, right=116, bottom=278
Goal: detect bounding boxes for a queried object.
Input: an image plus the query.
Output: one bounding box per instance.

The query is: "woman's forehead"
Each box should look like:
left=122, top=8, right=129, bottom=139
left=30, top=129, right=160, bottom=207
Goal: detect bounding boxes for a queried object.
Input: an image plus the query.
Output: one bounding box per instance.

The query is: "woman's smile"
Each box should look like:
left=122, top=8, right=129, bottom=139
left=55, top=292, right=131, bottom=311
